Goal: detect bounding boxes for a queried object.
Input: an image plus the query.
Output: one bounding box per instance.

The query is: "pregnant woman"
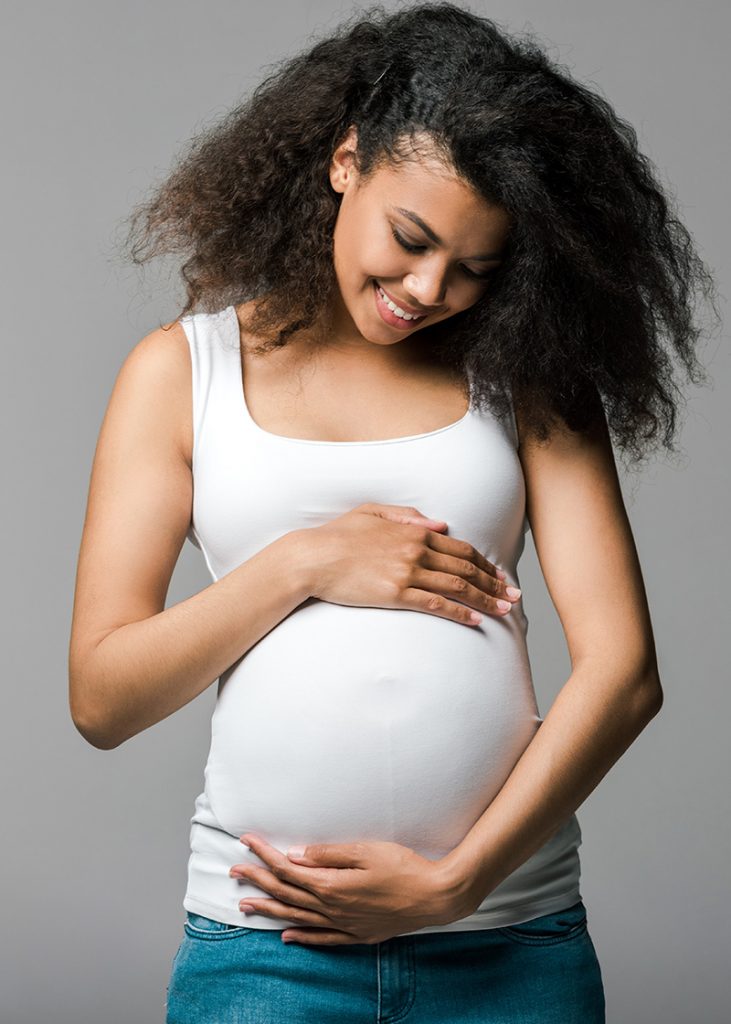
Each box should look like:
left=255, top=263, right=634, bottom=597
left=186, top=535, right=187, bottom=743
left=68, top=5, right=716, bottom=1022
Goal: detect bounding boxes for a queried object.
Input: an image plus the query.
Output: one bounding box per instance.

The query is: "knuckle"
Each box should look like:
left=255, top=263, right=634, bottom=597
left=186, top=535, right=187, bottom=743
left=449, top=574, right=468, bottom=593
left=460, top=559, right=478, bottom=579
left=406, top=525, right=430, bottom=545
left=317, top=876, right=334, bottom=899
left=404, top=540, right=425, bottom=562
left=425, top=594, right=445, bottom=613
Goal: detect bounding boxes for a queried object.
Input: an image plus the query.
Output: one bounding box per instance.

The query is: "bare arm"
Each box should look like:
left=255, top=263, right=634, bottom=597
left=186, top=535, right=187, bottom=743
left=438, top=394, right=664, bottom=911
left=68, top=323, right=311, bottom=750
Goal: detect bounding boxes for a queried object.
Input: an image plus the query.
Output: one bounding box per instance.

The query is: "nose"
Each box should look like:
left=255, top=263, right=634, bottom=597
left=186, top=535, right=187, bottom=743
left=403, top=270, right=447, bottom=312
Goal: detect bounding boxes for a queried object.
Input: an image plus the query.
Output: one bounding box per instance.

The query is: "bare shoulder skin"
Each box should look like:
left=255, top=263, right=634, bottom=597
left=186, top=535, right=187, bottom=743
left=515, top=401, right=659, bottom=683
left=69, top=322, right=194, bottom=711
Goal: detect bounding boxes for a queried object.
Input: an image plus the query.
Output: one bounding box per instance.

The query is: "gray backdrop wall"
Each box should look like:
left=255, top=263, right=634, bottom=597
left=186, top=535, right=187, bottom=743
left=2, top=1, right=728, bottom=1021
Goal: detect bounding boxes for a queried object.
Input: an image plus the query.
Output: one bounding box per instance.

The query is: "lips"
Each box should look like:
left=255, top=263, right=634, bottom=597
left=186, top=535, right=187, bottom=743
left=375, top=282, right=428, bottom=318
left=373, top=281, right=424, bottom=331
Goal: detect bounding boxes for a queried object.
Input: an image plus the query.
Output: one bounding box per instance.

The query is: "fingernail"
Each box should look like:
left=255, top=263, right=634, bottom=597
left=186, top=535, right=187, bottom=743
left=506, top=587, right=521, bottom=599
left=497, top=600, right=511, bottom=612
left=287, top=845, right=307, bottom=859
left=496, top=569, right=507, bottom=580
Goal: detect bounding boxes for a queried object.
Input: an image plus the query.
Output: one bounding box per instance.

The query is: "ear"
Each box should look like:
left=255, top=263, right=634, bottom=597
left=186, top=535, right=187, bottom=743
left=329, top=125, right=359, bottom=194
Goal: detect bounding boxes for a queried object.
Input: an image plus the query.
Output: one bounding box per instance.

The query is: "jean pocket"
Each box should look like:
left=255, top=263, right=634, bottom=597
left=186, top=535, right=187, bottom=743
left=184, top=912, right=256, bottom=941
left=497, top=900, right=588, bottom=946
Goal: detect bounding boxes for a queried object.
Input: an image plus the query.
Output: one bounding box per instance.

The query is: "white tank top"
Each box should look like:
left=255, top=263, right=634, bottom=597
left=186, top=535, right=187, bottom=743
left=180, top=305, right=582, bottom=935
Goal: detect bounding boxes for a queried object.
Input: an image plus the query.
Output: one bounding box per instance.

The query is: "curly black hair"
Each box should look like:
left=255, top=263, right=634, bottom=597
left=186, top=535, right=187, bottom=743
left=117, top=1, right=721, bottom=469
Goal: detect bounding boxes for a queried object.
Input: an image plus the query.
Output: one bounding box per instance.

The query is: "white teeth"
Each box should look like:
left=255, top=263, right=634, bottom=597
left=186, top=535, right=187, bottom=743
left=377, top=285, right=421, bottom=320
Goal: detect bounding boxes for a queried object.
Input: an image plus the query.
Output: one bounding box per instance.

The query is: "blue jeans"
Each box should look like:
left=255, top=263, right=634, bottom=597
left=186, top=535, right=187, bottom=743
left=166, top=900, right=605, bottom=1022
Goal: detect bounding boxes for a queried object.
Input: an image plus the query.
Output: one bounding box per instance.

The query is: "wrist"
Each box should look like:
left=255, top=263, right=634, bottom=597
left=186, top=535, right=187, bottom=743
left=435, top=848, right=492, bottom=922
left=279, top=528, right=319, bottom=602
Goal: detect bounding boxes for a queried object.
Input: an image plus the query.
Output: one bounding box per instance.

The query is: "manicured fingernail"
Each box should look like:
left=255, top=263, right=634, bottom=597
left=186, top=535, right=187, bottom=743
left=497, top=600, right=511, bottom=612
left=287, top=845, right=307, bottom=859
left=506, top=587, right=521, bottom=599
left=496, top=569, right=507, bottom=580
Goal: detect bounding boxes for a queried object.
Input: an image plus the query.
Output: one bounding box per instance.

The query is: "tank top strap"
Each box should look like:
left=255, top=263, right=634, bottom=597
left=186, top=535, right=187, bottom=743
left=180, top=306, right=245, bottom=467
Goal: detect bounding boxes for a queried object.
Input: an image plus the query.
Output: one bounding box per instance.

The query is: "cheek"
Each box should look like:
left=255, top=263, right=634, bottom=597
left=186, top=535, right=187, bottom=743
left=457, top=284, right=489, bottom=311
left=356, top=231, right=404, bottom=282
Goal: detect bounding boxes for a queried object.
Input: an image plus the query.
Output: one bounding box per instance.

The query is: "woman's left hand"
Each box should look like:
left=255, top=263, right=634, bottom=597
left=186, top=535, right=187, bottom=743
left=229, top=834, right=470, bottom=946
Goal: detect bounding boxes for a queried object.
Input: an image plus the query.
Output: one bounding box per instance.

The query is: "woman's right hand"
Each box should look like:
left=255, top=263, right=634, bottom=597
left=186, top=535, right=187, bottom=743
left=296, top=502, right=521, bottom=626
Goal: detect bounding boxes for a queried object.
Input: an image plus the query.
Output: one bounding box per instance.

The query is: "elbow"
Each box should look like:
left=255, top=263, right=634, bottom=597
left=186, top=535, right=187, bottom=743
left=70, top=704, right=123, bottom=750
left=636, top=664, right=664, bottom=720
left=72, top=716, right=123, bottom=751
left=69, top=641, right=129, bottom=750
left=69, top=679, right=124, bottom=751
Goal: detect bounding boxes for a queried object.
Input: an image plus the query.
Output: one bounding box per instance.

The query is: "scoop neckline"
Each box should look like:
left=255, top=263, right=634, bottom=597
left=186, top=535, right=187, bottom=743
left=223, top=304, right=474, bottom=447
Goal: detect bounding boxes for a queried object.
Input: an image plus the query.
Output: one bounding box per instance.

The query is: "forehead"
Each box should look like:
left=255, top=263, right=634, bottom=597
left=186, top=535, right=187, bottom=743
left=365, top=158, right=512, bottom=242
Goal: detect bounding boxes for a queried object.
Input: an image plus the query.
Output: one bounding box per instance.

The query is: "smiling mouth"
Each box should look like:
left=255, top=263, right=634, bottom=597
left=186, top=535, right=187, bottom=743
left=374, top=281, right=429, bottom=320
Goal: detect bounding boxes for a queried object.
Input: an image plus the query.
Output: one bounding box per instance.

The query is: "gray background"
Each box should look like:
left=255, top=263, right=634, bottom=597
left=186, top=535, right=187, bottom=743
left=2, top=1, right=728, bottom=1021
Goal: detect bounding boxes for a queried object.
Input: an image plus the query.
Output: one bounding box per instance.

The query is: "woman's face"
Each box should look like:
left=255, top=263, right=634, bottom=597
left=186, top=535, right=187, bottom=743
left=327, top=128, right=512, bottom=353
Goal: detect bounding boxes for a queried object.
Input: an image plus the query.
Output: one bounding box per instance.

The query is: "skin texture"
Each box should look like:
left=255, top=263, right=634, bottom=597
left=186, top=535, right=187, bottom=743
left=233, top=127, right=512, bottom=443
left=324, top=127, right=511, bottom=360
left=69, top=131, right=663, bottom=946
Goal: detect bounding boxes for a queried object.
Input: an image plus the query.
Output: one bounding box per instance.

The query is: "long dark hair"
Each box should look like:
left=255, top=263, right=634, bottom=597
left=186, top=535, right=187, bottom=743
left=117, top=1, right=720, bottom=468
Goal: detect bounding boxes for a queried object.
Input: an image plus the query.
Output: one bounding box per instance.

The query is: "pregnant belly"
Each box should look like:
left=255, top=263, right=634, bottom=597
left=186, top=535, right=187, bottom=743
left=205, top=601, right=542, bottom=860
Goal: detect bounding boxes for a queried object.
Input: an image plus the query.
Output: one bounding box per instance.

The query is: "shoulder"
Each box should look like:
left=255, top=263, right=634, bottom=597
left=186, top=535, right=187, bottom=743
left=514, top=389, right=618, bottom=516
left=514, top=394, right=660, bottom=683
left=112, top=319, right=194, bottom=467
left=124, top=317, right=191, bottom=374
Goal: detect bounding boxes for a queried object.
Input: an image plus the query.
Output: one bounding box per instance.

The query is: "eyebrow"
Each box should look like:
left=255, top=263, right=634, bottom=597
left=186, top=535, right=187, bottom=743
left=391, top=206, right=504, bottom=261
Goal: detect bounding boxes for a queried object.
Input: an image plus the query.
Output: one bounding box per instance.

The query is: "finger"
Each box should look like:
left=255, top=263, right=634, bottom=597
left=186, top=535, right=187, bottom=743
left=402, top=515, right=448, bottom=531
left=241, top=833, right=353, bottom=884
left=287, top=842, right=366, bottom=868
left=400, top=585, right=488, bottom=626
left=421, top=548, right=517, bottom=605
left=239, top=897, right=335, bottom=929
left=383, top=511, right=448, bottom=530
left=282, top=928, right=363, bottom=946
left=235, top=843, right=334, bottom=903
left=236, top=863, right=331, bottom=910
left=413, top=566, right=514, bottom=618
left=362, top=503, right=448, bottom=531
left=426, top=533, right=510, bottom=589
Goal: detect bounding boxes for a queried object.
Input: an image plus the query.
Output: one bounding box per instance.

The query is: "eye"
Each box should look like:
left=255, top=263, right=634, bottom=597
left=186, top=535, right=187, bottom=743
left=460, top=265, right=495, bottom=282
left=391, top=227, right=425, bottom=253
left=390, top=227, right=496, bottom=282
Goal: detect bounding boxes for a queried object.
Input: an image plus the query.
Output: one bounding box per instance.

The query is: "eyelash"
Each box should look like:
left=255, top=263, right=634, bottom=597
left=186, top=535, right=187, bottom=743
left=390, top=227, right=495, bottom=281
